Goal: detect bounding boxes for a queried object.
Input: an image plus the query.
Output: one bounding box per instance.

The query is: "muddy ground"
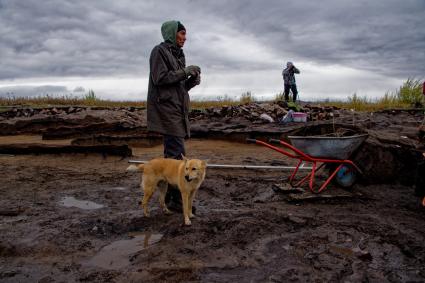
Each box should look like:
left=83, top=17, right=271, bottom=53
left=0, top=105, right=425, bottom=282
left=0, top=139, right=424, bottom=282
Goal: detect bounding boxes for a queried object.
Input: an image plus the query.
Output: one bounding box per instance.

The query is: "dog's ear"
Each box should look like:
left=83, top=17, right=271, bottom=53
left=181, top=153, right=188, bottom=160
left=201, top=160, right=207, bottom=168
left=182, top=155, right=188, bottom=167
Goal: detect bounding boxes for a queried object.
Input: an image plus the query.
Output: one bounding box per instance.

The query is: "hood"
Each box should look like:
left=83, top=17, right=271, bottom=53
left=161, top=20, right=183, bottom=45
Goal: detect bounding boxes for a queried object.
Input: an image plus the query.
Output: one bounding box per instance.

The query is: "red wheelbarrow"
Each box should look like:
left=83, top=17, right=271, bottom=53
left=247, top=134, right=368, bottom=193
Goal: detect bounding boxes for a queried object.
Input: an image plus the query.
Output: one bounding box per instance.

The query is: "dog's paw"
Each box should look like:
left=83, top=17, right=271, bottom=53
left=184, top=219, right=192, bottom=226
left=164, top=209, right=173, bottom=215
left=189, top=213, right=195, bottom=219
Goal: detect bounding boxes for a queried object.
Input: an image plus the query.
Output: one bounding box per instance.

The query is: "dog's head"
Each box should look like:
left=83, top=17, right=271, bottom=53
left=183, top=157, right=207, bottom=182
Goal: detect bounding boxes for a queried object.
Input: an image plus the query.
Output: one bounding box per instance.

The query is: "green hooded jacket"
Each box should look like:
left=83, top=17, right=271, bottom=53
left=147, top=20, right=199, bottom=138
left=161, top=20, right=181, bottom=45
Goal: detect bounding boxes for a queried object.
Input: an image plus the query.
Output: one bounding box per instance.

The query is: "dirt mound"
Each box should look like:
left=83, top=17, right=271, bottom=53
left=1, top=103, right=423, bottom=186
left=190, top=102, right=339, bottom=123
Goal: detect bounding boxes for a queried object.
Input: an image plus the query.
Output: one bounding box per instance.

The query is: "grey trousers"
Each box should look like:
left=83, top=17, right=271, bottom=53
left=163, top=135, right=186, bottom=159
left=284, top=83, right=298, bottom=102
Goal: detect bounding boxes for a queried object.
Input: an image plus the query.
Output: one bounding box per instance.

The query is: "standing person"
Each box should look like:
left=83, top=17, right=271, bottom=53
left=147, top=20, right=201, bottom=212
left=282, top=61, right=300, bottom=102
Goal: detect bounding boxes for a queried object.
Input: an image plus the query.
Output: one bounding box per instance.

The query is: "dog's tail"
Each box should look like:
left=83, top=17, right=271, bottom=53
left=126, top=164, right=144, bottom=172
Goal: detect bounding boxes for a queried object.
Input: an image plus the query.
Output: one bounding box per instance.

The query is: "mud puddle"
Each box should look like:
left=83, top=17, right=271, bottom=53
left=59, top=196, right=104, bottom=210
left=108, top=187, right=127, bottom=191
left=84, top=232, right=163, bottom=270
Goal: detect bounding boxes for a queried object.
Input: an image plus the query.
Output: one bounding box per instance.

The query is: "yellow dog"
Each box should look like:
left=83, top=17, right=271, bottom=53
left=127, top=157, right=206, bottom=225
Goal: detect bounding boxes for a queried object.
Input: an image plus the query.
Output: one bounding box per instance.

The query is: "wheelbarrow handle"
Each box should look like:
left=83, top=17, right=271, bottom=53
left=268, top=138, right=281, bottom=144
left=246, top=138, right=257, bottom=144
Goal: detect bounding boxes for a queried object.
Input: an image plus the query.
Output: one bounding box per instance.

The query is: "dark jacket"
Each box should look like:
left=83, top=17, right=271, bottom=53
left=282, top=66, right=300, bottom=85
left=147, top=35, right=198, bottom=138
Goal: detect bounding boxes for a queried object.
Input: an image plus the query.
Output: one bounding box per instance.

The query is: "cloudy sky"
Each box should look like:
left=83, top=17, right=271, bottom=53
left=0, top=0, right=424, bottom=101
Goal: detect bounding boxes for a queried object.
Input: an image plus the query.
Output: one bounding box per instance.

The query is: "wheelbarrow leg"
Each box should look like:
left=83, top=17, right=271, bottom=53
left=294, top=161, right=317, bottom=191
left=295, top=170, right=312, bottom=188
left=289, top=159, right=303, bottom=185
left=308, top=162, right=317, bottom=192
left=309, top=162, right=326, bottom=193
left=294, top=162, right=326, bottom=193
left=317, top=163, right=344, bottom=193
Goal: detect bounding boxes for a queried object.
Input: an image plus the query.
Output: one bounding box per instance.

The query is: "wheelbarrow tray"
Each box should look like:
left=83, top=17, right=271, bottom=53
left=288, top=134, right=368, bottom=160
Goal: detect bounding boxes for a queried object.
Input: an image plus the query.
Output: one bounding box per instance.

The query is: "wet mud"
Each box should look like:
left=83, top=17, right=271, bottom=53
left=0, top=139, right=424, bottom=282
left=1, top=105, right=425, bottom=282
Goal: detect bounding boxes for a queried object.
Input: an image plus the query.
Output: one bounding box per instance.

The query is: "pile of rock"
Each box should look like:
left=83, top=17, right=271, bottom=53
left=0, top=106, right=144, bottom=119
left=189, top=102, right=340, bottom=123
left=1, top=103, right=341, bottom=124
left=0, top=106, right=85, bottom=119
left=189, top=103, right=288, bottom=122
left=304, top=105, right=341, bottom=121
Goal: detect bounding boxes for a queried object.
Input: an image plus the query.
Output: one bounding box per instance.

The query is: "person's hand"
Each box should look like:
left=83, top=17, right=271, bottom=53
left=194, top=74, right=201, bottom=85
left=184, top=65, right=201, bottom=77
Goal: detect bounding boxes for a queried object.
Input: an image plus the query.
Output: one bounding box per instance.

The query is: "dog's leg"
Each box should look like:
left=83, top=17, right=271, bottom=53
left=158, top=181, right=172, bottom=215
left=188, top=189, right=197, bottom=218
left=141, top=179, right=155, bottom=217
left=181, top=191, right=191, bottom=226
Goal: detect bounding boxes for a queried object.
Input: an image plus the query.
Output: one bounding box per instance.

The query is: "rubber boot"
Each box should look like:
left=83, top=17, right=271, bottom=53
left=165, top=184, right=196, bottom=214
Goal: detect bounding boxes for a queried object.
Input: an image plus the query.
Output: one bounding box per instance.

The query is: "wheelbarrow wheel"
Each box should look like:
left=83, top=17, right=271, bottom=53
left=334, top=164, right=357, bottom=188
left=326, top=164, right=357, bottom=188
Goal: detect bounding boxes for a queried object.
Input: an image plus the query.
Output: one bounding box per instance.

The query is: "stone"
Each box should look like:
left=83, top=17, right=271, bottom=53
left=259, top=113, right=274, bottom=123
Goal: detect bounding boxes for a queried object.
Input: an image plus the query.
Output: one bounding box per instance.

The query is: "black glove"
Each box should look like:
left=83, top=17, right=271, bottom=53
left=194, top=74, right=201, bottom=85
left=184, top=65, right=201, bottom=77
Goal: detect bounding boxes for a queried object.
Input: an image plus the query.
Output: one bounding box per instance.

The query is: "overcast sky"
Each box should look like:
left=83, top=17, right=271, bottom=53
left=0, top=0, right=424, bottom=101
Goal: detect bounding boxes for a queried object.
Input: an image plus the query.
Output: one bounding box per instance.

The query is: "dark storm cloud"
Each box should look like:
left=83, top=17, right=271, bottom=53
left=200, top=0, right=425, bottom=77
left=0, top=0, right=423, bottom=81
left=0, top=0, right=162, bottom=79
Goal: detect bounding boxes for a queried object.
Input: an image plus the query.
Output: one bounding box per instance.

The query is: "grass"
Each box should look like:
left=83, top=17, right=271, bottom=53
left=1, top=79, right=423, bottom=111
left=0, top=95, right=245, bottom=109
left=239, top=91, right=255, bottom=104
left=321, top=93, right=411, bottom=112
left=0, top=92, right=255, bottom=110
left=398, top=78, right=424, bottom=105
left=0, top=94, right=146, bottom=108
left=322, top=78, right=424, bottom=111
